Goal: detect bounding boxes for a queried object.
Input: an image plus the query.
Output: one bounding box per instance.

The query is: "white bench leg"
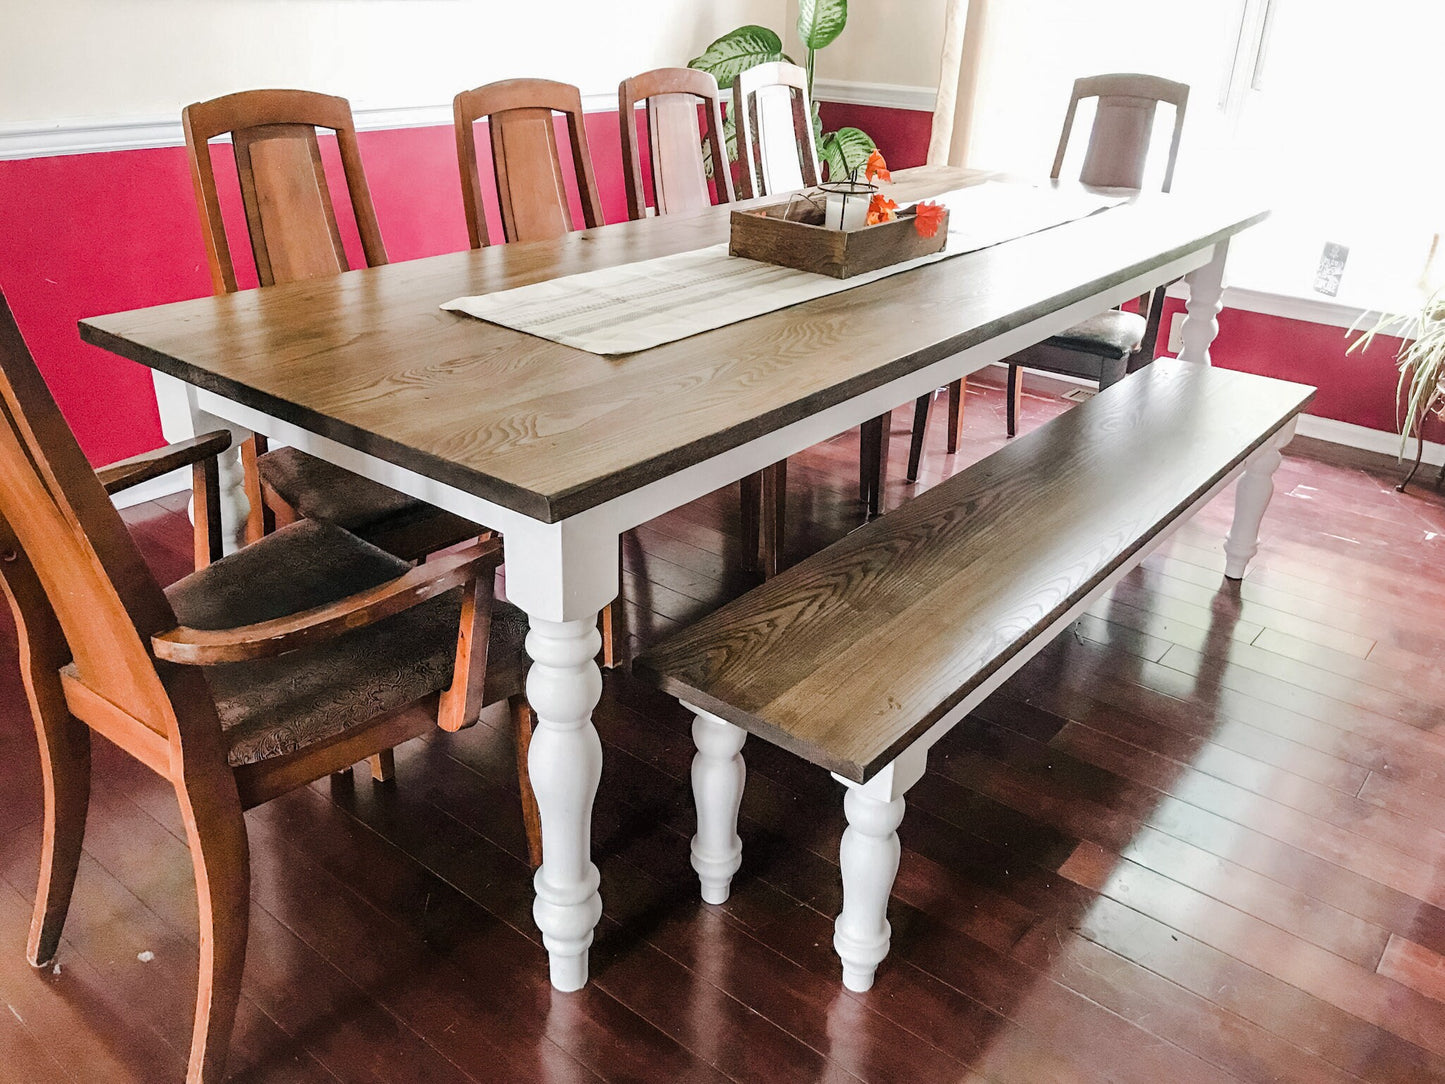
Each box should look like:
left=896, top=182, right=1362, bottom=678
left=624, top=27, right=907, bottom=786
left=832, top=746, right=927, bottom=992
left=1224, top=419, right=1295, bottom=580
left=835, top=787, right=905, bottom=991
left=688, top=707, right=746, bottom=905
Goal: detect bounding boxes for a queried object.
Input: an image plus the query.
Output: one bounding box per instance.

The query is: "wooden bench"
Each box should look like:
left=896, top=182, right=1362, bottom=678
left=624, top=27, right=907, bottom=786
left=634, top=359, right=1314, bottom=992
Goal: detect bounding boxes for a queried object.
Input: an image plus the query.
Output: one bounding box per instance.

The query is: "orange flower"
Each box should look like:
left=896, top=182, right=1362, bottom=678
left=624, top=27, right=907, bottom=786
left=913, top=201, right=946, bottom=239
left=865, top=193, right=898, bottom=226
left=865, top=150, right=892, bottom=184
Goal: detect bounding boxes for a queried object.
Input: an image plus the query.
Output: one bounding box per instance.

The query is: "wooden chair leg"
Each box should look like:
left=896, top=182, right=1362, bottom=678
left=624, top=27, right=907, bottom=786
left=601, top=547, right=629, bottom=670
left=239, top=434, right=273, bottom=545
left=1006, top=364, right=1022, bottom=438
left=191, top=457, right=223, bottom=570
left=367, top=750, right=396, bottom=783
left=176, top=780, right=249, bottom=1084
left=859, top=413, right=889, bottom=518
left=739, top=471, right=762, bottom=574
left=761, top=460, right=787, bottom=579
left=946, top=378, right=966, bottom=454
left=906, top=393, right=931, bottom=483
left=27, top=718, right=90, bottom=968
left=510, top=696, right=543, bottom=870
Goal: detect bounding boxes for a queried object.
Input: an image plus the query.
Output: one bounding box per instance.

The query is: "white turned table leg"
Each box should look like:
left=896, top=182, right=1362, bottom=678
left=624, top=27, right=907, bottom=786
left=1178, top=239, right=1229, bottom=366
left=153, top=371, right=251, bottom=552
left=835, top=787, right=905, bottom=992
left=687, top=707, right=746, bottom=905
left=525, top=617, right=604, bottom=991
left=1224, top=419, right=1295, bottom=580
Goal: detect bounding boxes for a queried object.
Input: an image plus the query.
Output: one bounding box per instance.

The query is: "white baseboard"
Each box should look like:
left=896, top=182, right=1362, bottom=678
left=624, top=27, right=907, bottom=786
left=109, top=467, right=191, bottom=510
left=1294, top=414, right=1443, bottom=467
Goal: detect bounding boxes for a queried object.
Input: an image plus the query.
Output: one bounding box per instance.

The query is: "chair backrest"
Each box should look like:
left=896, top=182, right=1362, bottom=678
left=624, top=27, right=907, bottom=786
left=733, top=62, right=821, bottom=199
left=1050, top=74, right=1189, bottom=193
left=182, top=89, right=389, bottom=296
left=618, top=67, right=734, bottom=220
left=453, top=78, right=605, bottom=248
left=0, top=292, right=200, bottom=743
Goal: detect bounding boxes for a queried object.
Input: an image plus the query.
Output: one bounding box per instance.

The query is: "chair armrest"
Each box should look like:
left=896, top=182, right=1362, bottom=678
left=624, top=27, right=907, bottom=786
left=96, top=431, right=233, bottom=495
left=152, top=536, right=504, bottom=665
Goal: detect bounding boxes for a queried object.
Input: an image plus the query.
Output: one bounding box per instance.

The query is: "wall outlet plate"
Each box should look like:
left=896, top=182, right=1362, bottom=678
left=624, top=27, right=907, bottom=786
left=1167, top=311, right=1185, bottom=353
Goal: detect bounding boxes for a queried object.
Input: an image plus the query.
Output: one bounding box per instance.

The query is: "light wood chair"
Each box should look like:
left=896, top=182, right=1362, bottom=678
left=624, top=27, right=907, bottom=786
left=909, top=73, right=1187, bottom=462
left=0, top=288, right=538, bottom=1083
left=733, top=62, right=821, bottom=199
left=182, top=89, right=482, bottom=560
left=453, top=78, right=604, bottom=246
left=619, top=66, right=733, bottom=218
left=453, top=78, right=645, bottom=660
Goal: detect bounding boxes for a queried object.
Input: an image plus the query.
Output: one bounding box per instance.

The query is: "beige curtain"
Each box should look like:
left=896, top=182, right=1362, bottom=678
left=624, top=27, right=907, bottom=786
left=927, top=0, right=992, bottom=168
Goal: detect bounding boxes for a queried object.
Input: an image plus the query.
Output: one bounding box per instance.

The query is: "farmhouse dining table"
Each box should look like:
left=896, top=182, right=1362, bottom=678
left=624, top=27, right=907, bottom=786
left=80, top=164, right=1266, bottom=991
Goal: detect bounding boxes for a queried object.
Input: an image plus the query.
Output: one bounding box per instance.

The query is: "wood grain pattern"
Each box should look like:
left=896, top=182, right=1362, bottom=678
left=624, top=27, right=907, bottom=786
left=81, top=167, right=1266, bottom=524
left=635, top=361, right=1313, bottom=782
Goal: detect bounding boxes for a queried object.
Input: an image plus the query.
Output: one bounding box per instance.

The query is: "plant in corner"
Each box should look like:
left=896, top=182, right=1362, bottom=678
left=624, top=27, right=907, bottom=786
left=688, top=0, right=878, bottom=182
left=1349, top=289, right=1445, bottom=490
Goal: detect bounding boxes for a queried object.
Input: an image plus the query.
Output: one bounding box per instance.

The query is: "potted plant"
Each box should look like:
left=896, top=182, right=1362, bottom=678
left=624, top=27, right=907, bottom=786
left=688, top=0, right=878, bottom=181
left=1350, top=288, right=1445, bottom=490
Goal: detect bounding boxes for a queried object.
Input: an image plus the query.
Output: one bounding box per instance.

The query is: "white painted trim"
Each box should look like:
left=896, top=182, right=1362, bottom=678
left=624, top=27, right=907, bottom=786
left=0, top=81, right=937, bottom=161
left=109, top=467, right=190, bottom=509
left=811, top=80, right=936, bottom=113
left=1166, top=280, right=1392, bottom=332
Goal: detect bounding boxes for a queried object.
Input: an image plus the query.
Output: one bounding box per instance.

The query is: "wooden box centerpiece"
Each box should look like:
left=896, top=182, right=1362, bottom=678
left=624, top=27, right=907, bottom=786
left=729, top=196, right=948, bottom=279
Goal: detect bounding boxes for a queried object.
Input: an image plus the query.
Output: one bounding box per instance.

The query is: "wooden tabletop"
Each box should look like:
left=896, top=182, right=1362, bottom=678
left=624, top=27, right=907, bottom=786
left=81, top=167, right=1267, bottom=524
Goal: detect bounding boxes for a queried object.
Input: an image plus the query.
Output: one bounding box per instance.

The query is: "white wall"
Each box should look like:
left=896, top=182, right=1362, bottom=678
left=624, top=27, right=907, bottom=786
left=784, top=0, right=950, bottom=90
left=0, top=0, right=783, bottom=123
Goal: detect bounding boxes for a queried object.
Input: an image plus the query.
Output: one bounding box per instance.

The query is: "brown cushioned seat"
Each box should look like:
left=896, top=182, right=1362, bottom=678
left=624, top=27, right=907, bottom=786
left=156, top=519, right=525, bottom=766
left=256, top=446, right=425, bottom=531
left=1048, top=310, right=1147, bottom=360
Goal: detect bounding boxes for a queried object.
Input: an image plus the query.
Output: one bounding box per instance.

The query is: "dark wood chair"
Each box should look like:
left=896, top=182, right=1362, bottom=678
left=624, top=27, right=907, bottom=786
left=182, top=89, right=482, bottom=560
left=453, top=78, right=605, bottom=246
left=908, top=73, right=1188, bottom=466
left=0, top=289, right=537, bottom=1083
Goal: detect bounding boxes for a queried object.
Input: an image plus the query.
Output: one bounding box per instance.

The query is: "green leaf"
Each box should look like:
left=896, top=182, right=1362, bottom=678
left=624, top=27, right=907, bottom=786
left=688, top=25, right=786, bottom=89
left=797, top=0, right=848, bottom=50
left=703, top=111, right=739, bottom=174
left=819, top=126, right=876, bottom=182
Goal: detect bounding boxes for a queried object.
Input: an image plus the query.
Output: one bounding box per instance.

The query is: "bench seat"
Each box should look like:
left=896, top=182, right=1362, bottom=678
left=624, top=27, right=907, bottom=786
left=634, top=359, right=1314, bottom=990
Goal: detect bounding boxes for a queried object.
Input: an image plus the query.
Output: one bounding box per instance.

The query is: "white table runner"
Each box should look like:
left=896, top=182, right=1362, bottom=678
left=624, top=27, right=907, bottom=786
left=442, top=181, right=1127, bottom=356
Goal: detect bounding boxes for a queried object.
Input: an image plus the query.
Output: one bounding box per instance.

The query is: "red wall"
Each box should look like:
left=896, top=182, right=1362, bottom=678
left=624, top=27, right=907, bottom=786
left=1155, top=298, right=1440, bottom=443
left=0, top=100, right=1413, bottom=466
left=0, top=109, right=646, bottom=466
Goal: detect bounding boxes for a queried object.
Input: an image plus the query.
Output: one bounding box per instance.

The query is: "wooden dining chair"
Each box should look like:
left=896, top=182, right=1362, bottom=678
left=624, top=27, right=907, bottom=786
left=182, top=89, right=482, bottom=560
left=733, top=62, right=821, bottom=199
left=908, top=73, right=1187, bottom=463
left=0, top=289, right=537, bottom=1083
left=452, top=78, right=649, bottom=660
left=615, top=67, right=785, bottom=576
left=619, top=66, right=733, bottom=218
left=453, top=78, right=605, bottom=246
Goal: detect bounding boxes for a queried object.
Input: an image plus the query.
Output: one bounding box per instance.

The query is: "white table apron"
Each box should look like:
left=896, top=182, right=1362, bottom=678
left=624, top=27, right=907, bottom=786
left=149, top=234, right=1231, bottom=991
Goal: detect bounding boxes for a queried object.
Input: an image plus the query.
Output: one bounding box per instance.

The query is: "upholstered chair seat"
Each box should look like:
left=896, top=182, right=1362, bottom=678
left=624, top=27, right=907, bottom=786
left=138, top=518, right=525, bottom=765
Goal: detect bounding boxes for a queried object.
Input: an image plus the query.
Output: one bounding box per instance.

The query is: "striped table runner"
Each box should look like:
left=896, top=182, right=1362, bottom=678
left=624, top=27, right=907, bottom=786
left=442, top=181, right=1126, bottom=356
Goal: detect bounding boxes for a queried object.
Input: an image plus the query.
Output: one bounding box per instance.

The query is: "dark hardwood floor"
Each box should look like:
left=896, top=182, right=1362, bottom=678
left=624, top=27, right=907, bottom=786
left=2, top=374, right=1444, bottom=1082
